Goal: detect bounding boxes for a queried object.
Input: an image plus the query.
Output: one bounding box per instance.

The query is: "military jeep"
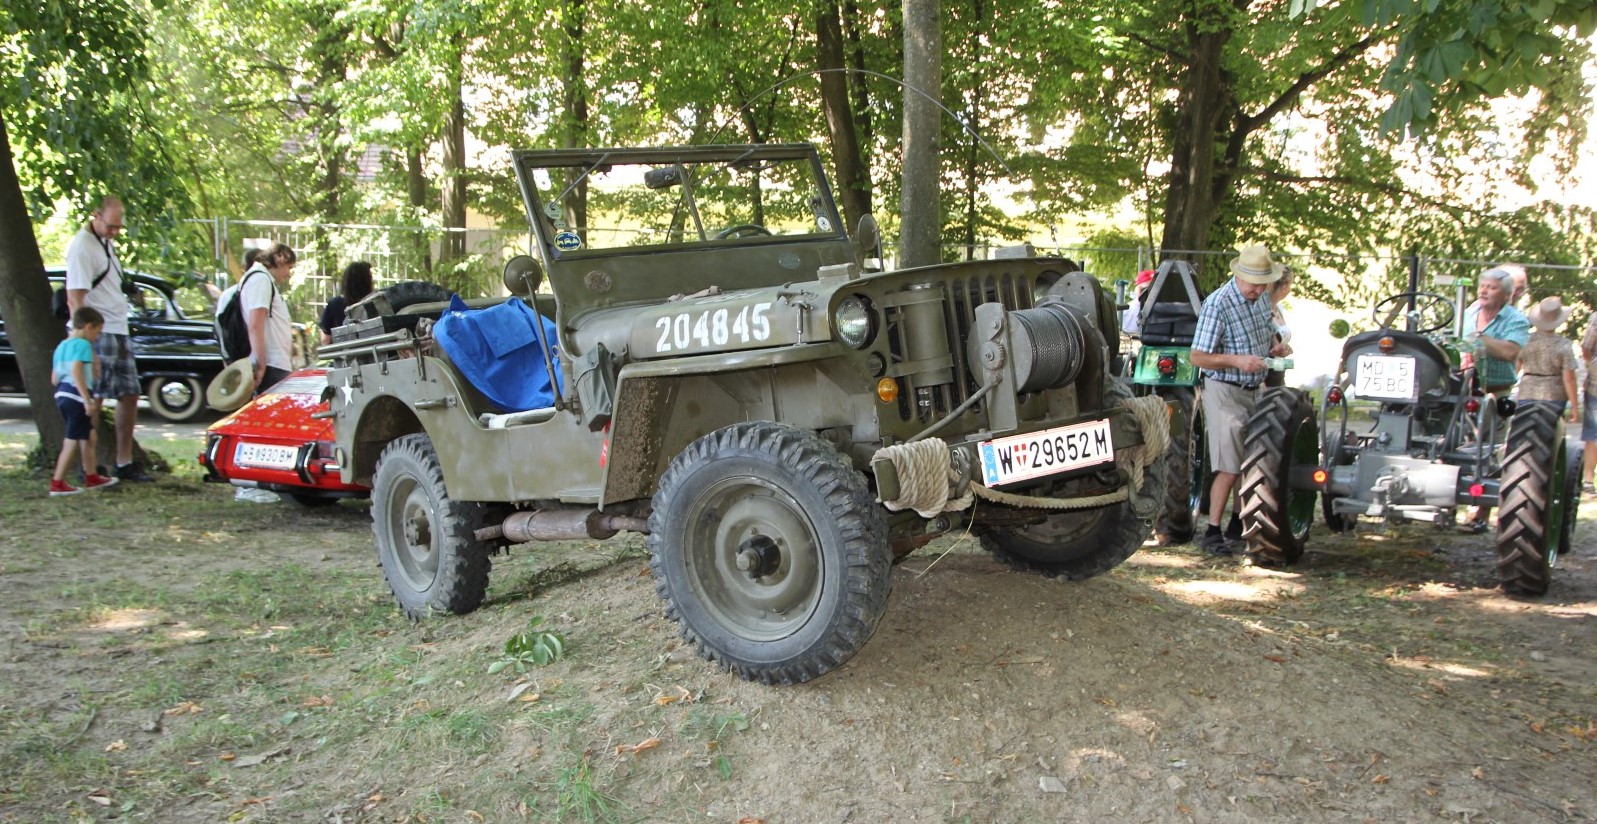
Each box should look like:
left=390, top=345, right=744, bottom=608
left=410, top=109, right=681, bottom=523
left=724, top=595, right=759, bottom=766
left=323, top=143, right=1170, bottom=684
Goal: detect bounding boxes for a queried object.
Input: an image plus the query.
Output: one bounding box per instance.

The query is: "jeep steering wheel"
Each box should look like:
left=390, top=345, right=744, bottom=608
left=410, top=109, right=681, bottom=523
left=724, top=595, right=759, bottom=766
left=713, top=223, right=772, bottom=240
left=1371, top=291, right=1455, bottom=334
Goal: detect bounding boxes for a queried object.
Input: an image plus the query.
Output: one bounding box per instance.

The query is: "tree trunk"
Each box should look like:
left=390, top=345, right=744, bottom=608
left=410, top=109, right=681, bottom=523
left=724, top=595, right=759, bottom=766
left=406, top=145, right=433, bottom=276
left=960, top=0, right=986, bottom=261
left=1159, top=21, right=1236, bottom=270
left=0, top=114, right=66, bottom=454
left=818, top=0, right=871, bottom=233
left=899, top=0, right=942, bottom=269
left=439, top=37, right=468, bottom=267
left=844, top=0, right=875, bottom=156
left=561, top=0, right=589, bottom=233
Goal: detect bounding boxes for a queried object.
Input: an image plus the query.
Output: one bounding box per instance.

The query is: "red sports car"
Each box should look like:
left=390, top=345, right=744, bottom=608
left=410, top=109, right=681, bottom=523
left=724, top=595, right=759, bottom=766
left=199, top=368, right=369, bottom=506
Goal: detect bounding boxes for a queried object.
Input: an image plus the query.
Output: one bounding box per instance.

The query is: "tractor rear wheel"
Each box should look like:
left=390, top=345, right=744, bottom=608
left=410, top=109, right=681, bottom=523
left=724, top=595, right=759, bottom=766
left=1495, top=403, right=1572, bottom=596
left=1238, top=388, right=1319, bottom=567
left=1154, top=386, right=1197, bottom=544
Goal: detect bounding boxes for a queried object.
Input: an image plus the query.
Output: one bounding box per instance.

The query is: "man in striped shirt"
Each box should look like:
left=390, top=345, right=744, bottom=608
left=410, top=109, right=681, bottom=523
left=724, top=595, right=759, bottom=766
left=1189, top=245, right=1292, bottom=554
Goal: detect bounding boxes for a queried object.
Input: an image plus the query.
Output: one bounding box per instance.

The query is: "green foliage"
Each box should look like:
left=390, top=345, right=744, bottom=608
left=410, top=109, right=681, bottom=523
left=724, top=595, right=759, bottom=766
left=487, top=616, right=566, bottom=675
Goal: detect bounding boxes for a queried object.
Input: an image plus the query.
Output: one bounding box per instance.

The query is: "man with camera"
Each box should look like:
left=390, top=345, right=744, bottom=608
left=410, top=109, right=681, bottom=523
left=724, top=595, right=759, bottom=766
left=65, top=195, right=152, bottom=482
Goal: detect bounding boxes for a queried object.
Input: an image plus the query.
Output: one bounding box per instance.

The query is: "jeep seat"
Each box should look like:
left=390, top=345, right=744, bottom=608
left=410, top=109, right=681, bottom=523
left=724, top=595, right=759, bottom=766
left=433, top=296, right=564, bottom=413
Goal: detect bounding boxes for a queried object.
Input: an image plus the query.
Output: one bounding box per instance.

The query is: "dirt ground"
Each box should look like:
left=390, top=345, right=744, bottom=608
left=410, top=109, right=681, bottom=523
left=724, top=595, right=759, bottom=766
left=1, top=452, right=1594, bottom=822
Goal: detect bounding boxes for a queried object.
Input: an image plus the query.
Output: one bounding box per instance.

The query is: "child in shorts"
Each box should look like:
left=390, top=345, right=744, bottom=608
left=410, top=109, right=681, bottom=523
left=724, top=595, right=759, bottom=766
left=50, top=306, right=119, bottom=496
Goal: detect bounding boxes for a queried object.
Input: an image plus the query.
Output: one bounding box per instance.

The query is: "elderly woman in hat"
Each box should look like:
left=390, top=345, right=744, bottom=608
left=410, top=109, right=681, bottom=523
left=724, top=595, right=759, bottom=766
left=1516, top=296, right=1579, bottom=424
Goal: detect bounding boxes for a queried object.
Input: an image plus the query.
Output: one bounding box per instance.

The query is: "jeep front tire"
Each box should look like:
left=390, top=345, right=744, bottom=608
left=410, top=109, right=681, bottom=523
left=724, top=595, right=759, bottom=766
left=647, top=422, right=891, bottom=685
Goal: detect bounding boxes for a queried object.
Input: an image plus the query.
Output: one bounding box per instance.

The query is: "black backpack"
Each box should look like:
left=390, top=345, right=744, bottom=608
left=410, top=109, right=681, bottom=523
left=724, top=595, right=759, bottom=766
left=214, top=269, right=275, bottom=364
left=52, top=260, right=114, bottom=321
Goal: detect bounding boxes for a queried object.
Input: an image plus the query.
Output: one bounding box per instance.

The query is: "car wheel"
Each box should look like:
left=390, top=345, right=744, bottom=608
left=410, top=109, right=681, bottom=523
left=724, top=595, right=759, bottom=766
left=146, top=376, right=205, bottom=423
left=647, top=422, right=891, bottom=685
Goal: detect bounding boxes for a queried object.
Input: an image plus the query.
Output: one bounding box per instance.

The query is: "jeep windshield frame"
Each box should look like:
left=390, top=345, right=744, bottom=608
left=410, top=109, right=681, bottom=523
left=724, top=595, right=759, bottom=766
left=512, top=143, right=855, bottom=317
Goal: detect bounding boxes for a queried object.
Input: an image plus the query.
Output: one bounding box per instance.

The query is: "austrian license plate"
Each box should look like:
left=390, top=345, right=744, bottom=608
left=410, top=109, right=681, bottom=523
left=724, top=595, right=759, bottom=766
left=234, top=441, right=298, bottom=470
left=978, top=419, right=1115, bottom=487
left=1354, top=354, right=1417, bottom=401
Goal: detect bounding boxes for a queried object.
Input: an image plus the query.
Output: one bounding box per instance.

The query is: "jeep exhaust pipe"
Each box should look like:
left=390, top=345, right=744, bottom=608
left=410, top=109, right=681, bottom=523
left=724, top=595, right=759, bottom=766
left=475, top=510, right=651, bottom=544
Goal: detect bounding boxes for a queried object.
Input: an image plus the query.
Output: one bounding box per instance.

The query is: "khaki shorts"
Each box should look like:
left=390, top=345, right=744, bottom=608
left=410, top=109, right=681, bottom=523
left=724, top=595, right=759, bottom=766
left=1202, top=379, right=1260, bottom=474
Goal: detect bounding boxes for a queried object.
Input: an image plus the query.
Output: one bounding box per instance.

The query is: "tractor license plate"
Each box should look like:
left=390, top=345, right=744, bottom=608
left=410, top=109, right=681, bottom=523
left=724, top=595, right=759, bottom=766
left=978, top=419, right=1114, bottom=487
left=1354, top=354, right=1417, bottom=401
left=234, top=441, right=298, bottom=470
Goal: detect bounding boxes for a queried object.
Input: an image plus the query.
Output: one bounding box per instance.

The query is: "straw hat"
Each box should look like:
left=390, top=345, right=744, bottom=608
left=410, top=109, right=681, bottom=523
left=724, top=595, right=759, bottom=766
left=1528, top=296, right=1571, bottom=332
left=206, top=359, right=257, bottom=411
left=1229, top=244, right=1284, bottom=285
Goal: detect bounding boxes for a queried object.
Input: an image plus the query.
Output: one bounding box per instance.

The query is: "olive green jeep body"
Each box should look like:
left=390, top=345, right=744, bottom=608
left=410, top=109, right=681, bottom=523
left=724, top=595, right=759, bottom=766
left=325, top=143, right=1169, bottom=684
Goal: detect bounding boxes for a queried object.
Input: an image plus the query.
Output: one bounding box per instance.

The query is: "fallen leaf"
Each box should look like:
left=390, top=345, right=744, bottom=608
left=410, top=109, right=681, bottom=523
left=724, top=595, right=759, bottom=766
left=654, top=686, right=693, bottom=706
left=241, top=796, right=271, bottom=805
left=507, top=682, right=535, bottom=702
left=1176, top=804, right=1192, bottom=814
left=295, top=646, right=332, bottom=657
left=302, top=695, right=334, bottom=708
left=465, top=811, right=485, bottom=822
left=1530, top=722, right=1545, bottom=734
left=1263, top=655, right=1286, bottom=664
left=86, top=791, right=111, bottom=806
left=737, top=818, right=765, bottom=824
left=104, top=740, right=127, bottom=752
left=614, top=737, right=662, bottom=757
left=1372, top=774, right=1389, bottom=784
left=518, top=692, right=542, bottom=704
left=232, top=747, right=290, bottom=768
left=1471, top=767, right=1486, bottom=780
left=218, top=753, right=237, bottom=762
left=164, top=701, right=203, bottom=716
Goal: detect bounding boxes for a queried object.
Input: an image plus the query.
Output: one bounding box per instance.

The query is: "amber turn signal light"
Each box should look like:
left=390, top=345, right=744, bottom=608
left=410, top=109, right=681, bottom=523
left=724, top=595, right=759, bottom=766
left=1377, top=336, right=1396, bottom=353
left=876, top=378, right=900, bottom=403
left=1312, top=468, right=1329, bottom=486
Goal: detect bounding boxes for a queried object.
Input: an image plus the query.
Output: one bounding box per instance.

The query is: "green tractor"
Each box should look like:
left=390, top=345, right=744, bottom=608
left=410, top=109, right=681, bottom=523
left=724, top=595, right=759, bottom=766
left=1237, top=288, right=1577, bottom=595
left=1122, top=260, right=1209, bottom=544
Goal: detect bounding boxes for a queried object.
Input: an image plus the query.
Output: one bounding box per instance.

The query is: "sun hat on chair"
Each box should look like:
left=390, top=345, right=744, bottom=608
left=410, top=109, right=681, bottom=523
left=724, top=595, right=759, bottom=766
left=1528, top=296, right=1571, bottom=332
left=206, top=359, right=257, bottom=411
left=1229, top=245, right=1284, bottom=285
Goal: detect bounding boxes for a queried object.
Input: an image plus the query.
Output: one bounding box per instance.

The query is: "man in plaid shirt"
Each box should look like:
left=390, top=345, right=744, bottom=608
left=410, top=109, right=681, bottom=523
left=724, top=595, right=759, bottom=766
left=1189, top=244, right=1292, bottom=554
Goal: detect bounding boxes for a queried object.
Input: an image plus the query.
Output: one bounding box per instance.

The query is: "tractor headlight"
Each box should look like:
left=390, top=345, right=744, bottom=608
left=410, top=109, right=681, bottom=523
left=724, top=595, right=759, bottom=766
left=834, top=295, right=876, bottom=348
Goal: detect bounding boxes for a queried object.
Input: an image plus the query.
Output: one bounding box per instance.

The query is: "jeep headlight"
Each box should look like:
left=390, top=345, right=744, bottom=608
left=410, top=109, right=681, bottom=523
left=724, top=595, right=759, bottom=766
left=834, top=295, right=877, bottom=348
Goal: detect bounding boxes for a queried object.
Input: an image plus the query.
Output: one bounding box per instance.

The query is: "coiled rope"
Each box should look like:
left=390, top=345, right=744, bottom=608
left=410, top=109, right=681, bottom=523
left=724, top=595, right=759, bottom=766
left=874, top=394, right=1171, bottom=516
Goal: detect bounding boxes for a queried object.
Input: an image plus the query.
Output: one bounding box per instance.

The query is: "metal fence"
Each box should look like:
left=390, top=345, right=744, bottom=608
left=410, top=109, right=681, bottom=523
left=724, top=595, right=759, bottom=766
left=184, top=218, right=533, bottom=321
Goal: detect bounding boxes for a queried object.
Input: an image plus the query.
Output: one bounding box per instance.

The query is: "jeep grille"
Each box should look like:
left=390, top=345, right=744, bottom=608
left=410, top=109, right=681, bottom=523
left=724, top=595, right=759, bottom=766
left=887, top=272, right=1035, bottom=423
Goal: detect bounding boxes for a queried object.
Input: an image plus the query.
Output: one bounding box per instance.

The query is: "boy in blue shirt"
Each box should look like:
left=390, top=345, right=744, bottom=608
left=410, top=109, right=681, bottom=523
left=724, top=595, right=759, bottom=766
left=50, top=306, right=119, bottom=496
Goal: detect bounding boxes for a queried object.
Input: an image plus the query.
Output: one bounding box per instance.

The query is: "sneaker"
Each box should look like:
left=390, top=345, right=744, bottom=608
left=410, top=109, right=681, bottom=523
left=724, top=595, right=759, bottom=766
left=114, top=462, right=155, bottom=482
left=234, top=487, right=280, bottom=504
left=1224, top=516, right=1244, bottom=542
left=1457, top=518, right=1488, bottom=535
left=49, top=479, right=82, bottom=497
left=83, top=473, right=119, bottom=491
left=1197, top=531, right=1234, bottom=556
left=1583, top=482, right=1596, bottom=496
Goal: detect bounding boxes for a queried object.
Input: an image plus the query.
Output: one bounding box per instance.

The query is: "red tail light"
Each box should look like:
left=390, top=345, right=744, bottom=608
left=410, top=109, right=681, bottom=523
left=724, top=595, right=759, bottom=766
left=1326, top=387, right=1344, bottom=405
left=1469, top=483, right=1486, bottom=498
left=1157, top=355, right=1177, bottom=375
left=1465, top=398, right=1480, bottom=414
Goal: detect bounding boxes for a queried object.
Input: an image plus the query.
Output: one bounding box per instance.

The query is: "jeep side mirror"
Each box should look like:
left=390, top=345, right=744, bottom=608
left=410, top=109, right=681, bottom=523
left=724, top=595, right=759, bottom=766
left=503, top=255, right=545, bottom=297
left=854, top=214, right=882, bottom=272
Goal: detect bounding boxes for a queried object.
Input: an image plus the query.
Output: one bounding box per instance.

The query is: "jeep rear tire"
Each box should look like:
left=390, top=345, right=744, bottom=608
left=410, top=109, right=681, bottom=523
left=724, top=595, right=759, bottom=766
left=979, top=381, right=1167, bottom=579
left=647, top=422, right=890, bottom=685
left=1239, top=388, right=1319, bottom=567
left=1495, top=403, right=1570, bottom=596
left=372, top=433, right=492, bottom=618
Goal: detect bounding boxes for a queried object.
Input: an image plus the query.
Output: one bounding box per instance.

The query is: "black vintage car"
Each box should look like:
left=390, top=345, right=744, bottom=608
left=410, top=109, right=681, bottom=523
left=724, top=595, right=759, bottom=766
left=0, top=267, right=225, bottom=422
